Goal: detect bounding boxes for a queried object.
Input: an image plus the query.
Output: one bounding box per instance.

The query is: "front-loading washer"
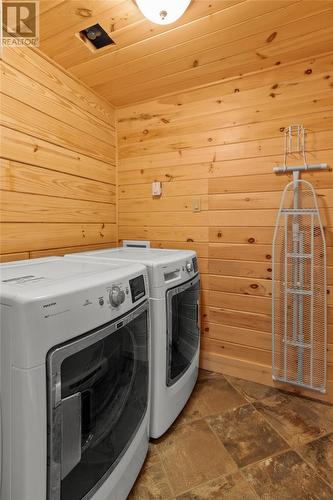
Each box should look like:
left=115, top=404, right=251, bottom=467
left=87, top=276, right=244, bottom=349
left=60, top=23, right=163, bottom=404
left=0, top=256, right=150, bottom=500
left=65, top=248, right=200, bottom=438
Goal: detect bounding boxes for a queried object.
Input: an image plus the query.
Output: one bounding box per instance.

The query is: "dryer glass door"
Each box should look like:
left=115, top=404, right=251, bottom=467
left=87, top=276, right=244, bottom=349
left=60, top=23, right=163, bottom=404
left=166, top=274, right=200, bottom=385
left=47, top=301, right=149, bottom=500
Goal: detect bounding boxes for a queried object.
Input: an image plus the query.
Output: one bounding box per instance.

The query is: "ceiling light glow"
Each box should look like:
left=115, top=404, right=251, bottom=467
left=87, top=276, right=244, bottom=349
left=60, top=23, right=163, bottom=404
left=136, top=0, right=191, bottom=25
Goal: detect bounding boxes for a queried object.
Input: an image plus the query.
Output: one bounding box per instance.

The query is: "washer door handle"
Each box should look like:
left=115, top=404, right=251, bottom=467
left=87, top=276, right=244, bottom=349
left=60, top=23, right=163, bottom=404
left=196, top=300, right=200, bottom=329
left=61, top=392, right=82, bottom=479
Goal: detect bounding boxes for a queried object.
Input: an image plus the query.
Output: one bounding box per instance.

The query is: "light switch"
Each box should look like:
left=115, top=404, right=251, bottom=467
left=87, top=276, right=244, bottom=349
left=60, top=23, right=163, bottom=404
left=152, top=181, right=162, bottom=197
left=192, top=199, right=201, bottom=212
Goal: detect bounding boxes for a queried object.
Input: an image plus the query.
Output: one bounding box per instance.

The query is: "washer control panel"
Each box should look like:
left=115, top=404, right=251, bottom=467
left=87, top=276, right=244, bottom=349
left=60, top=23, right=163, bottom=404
left=129, top=274, right=146, bottom=303
left=109, top=285, right=126, bottom=307
left=103, top=274, right=147, bottom=310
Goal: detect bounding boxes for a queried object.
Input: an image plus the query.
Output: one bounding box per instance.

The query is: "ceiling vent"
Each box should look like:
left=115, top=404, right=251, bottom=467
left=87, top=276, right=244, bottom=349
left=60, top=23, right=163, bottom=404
left=78, top=23, right=115, bottom=51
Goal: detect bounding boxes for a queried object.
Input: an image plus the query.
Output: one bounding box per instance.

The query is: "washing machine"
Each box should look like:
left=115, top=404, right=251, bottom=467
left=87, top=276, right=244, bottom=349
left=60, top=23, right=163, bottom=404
left=0, top=256, right=150, bottom=500
left=65, top=248, right=200, bottom=438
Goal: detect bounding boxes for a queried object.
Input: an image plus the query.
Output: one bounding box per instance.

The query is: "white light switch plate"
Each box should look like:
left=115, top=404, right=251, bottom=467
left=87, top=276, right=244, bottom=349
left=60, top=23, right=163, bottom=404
left=152, top=181, right=162, bottom=196
left=192, top=199, right=201, bottom=212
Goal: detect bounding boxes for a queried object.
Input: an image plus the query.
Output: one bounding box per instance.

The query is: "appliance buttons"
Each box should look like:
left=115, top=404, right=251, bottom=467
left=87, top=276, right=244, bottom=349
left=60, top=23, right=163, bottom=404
left=98, top=297, right=104, bottom=306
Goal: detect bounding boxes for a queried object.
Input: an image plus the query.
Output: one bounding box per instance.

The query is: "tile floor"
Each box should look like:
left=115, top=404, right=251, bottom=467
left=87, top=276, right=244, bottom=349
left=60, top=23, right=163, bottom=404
left=129, top=370, right=333, bottom=499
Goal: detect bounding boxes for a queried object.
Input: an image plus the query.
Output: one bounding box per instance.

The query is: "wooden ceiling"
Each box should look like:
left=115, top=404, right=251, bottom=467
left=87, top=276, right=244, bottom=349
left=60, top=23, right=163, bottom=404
left=37, top=0, right=333, bottom=106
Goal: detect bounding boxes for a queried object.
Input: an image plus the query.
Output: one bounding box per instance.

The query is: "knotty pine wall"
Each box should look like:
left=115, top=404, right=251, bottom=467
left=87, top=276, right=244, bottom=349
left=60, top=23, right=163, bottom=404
left=118, top=51, right=333, bottom=402
left=0, top=47, right=117, bottom=262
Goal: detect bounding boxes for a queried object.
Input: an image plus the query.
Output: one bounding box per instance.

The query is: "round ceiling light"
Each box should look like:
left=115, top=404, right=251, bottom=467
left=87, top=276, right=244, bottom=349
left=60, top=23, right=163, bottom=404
left=136, top=0, right=191, bottom=25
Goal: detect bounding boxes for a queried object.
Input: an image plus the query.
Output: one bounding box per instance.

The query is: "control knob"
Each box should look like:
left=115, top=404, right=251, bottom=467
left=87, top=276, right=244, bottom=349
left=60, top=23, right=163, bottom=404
left=109, top=286, right=126, bottom=307
left=186, top=261, right=193, bottom=273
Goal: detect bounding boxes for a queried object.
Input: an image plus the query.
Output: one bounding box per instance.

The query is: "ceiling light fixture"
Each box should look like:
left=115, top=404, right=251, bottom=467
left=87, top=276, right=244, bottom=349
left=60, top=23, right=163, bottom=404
left=136, top=0, right=191, bottom=25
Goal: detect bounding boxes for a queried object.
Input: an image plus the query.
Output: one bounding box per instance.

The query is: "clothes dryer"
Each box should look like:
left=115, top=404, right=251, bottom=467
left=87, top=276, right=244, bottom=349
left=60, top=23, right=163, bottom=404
left=65, top=248, right=200, bottom=438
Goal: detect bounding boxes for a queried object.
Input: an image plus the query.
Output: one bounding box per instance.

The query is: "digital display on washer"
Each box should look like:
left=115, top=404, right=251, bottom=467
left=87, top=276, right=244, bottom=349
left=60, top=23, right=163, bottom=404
left=129, top=275, right=145, bottom=303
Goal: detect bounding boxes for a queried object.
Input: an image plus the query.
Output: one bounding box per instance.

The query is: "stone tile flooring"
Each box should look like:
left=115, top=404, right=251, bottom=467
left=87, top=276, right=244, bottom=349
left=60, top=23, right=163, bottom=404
left=128, top=370, right=333, bottom=499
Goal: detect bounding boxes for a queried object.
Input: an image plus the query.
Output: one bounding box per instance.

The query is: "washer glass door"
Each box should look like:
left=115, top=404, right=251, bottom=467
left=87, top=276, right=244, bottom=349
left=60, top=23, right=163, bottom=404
left=166, top=274, right=200, bottom=385
left=47, top=302, right=149, bottom=500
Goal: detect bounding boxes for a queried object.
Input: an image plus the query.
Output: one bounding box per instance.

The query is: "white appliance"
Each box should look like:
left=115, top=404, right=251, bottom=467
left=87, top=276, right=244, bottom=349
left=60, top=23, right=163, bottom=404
left=65, top=248, right=200, bottom=438
left=0, top=256, right=150, bottom=500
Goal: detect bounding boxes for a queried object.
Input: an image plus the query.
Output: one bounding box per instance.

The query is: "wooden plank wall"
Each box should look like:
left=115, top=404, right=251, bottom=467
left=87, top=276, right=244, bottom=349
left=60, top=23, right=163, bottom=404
left=117, top=51, right=333, bottom=402
left=0, top=47, right=117, bottom=262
